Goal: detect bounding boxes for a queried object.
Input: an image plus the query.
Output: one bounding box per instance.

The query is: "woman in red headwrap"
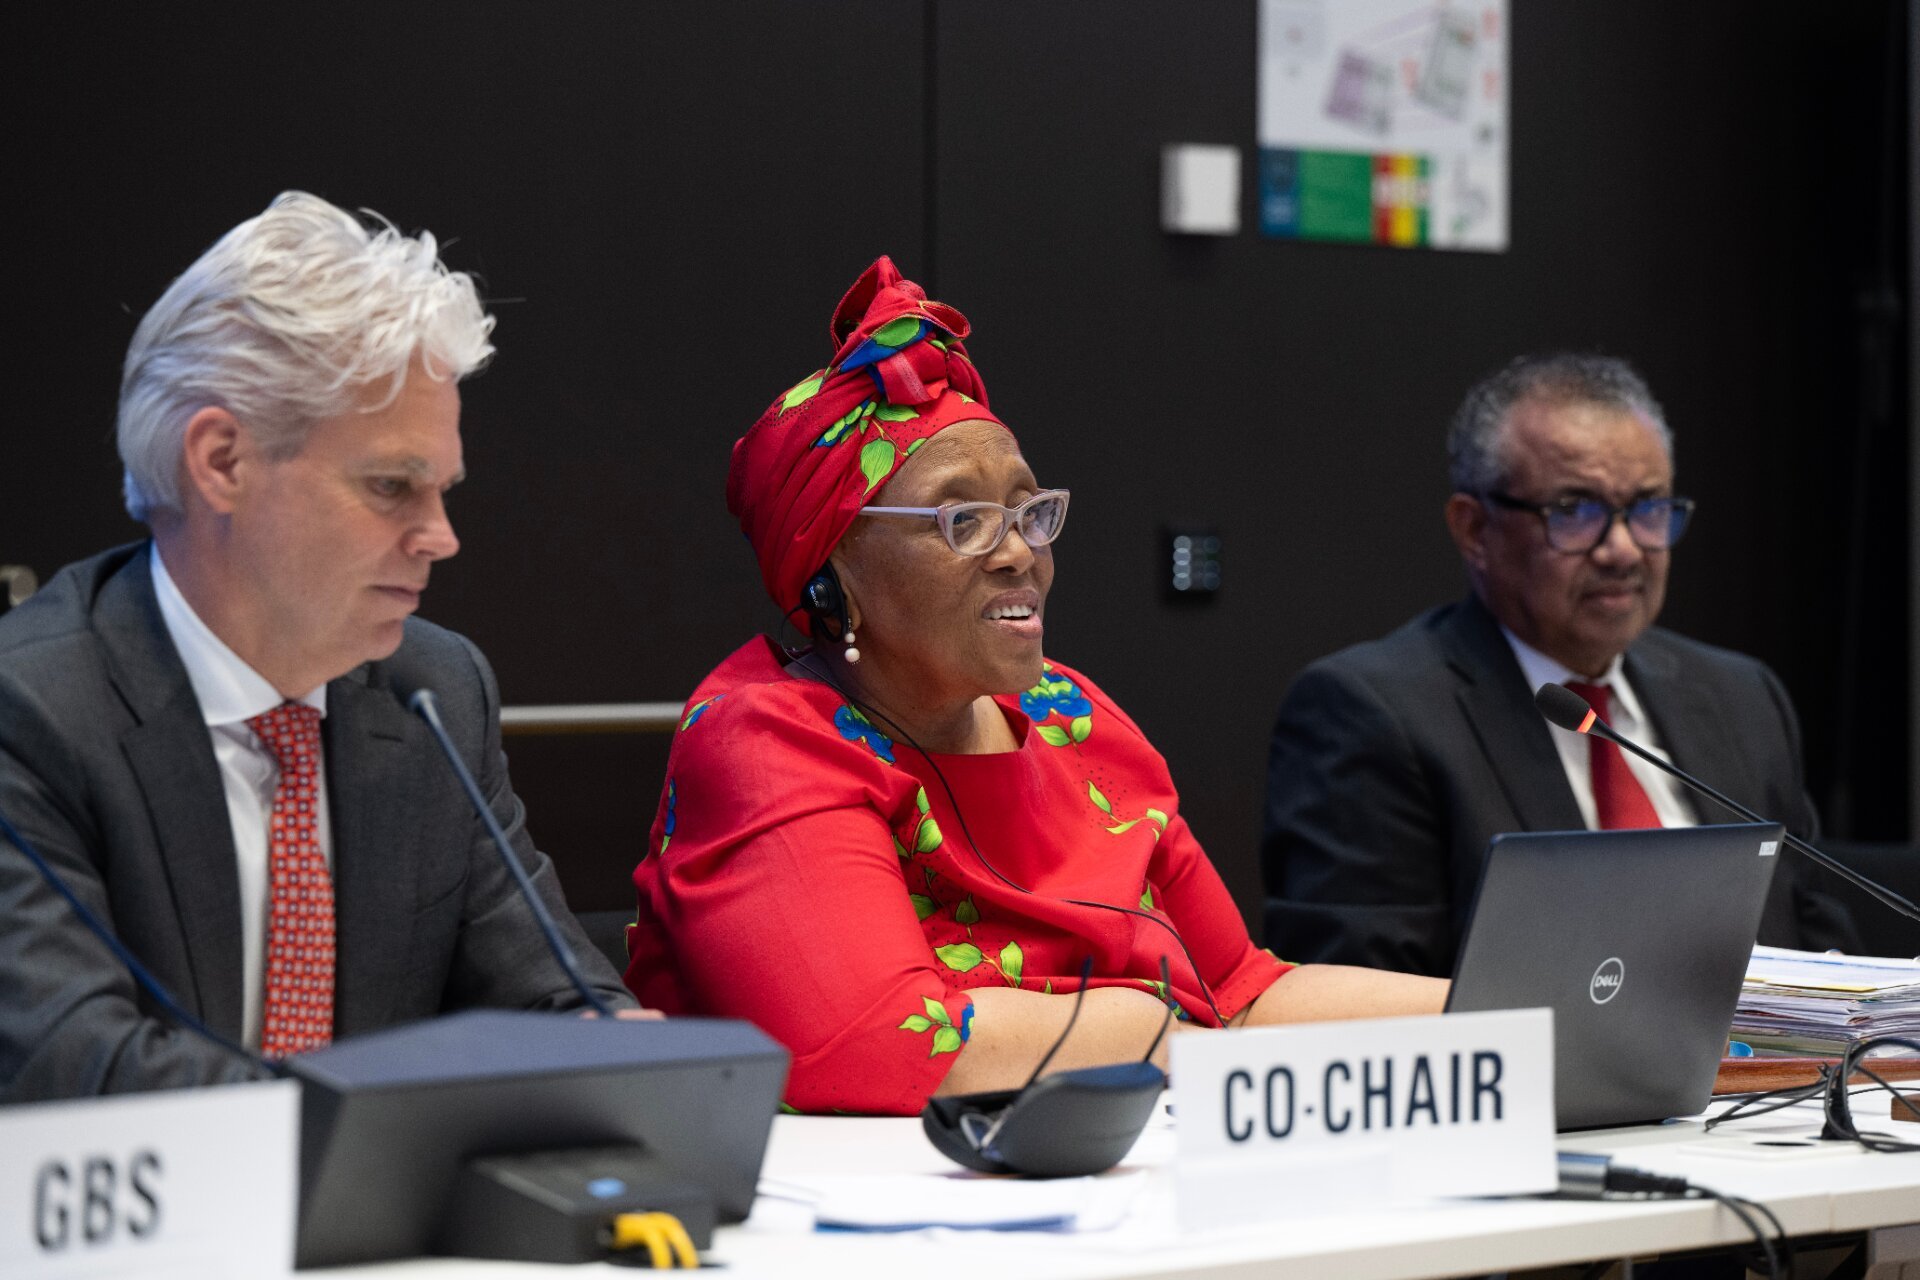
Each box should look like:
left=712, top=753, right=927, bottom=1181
left=625, top=259, right=1444, bottom=1115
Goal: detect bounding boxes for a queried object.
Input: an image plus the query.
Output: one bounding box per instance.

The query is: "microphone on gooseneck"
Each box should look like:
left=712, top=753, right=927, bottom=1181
left=406, top=688, right=618, bottom=1019
left=920, top=955, right=1168, bottom=1178
left=1015, top=955, right=1098, bottom=1091
left=1534, top=682, right=1920, bottom=924
left=1141, top=955, right=1176, bottom=1063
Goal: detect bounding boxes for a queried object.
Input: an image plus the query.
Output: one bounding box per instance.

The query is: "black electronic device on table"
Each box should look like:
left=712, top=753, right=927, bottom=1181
left=1445, top=822, right=1782, bottom=1130
left=286, top=1010, right=787, bottom=1268
left=922, top=958, right=1170, bottom=1178
left=922, top=1059, right=1165, bottom=1177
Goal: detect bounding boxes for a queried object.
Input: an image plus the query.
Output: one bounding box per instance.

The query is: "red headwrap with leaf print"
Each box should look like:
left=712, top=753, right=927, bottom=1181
left=727, top=257, right=1008, bottom=614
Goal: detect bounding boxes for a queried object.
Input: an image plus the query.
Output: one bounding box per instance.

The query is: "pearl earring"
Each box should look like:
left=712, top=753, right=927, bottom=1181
left=844, top=626, right=862, bottom=664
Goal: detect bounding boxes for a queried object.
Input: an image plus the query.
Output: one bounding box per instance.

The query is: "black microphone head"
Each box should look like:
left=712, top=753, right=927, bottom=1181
left=1535, top=683, right=1599, bottom=734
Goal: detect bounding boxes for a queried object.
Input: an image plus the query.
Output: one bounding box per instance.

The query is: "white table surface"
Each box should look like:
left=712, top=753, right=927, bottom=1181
left=324, top=1094, right=1920, bottom=1280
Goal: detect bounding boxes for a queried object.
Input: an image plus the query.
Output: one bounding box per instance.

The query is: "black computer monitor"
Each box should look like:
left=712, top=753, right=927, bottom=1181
left=285, top=1010, right=788, bottom=1268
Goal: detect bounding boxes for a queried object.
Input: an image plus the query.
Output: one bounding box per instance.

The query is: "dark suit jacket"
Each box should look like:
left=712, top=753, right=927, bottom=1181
left=0, top=544, right=632, bottom=1102
left=1261, top=594, right=1858, bottom=977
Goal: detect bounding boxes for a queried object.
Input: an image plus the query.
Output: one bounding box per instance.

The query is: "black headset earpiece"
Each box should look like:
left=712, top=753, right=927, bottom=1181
left=801, top=565, right=849, bottom=637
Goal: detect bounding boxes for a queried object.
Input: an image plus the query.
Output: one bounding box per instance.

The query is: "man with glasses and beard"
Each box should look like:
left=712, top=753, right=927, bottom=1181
left=1260, top=353, right=1857, bottom=978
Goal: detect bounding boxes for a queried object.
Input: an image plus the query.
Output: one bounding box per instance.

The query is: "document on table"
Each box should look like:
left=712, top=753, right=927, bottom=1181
left=754, top=1169, right=1147, bottom=1233
left=1747, top=945, right=1920, bottom=991
left=1731, top=945, right=1920, bottom=1053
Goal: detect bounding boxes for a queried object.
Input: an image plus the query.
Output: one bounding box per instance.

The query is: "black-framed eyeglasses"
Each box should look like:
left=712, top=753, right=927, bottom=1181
left=1483, top=490, right=1696, bottom=555
left=859, top=489, right=1071, bottom=557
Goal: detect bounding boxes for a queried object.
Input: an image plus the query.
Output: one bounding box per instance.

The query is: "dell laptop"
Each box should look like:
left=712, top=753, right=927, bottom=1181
left=1444, top=823, right=1783, bottom=1130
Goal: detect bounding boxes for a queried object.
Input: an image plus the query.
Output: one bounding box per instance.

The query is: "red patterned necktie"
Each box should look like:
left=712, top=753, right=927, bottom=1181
left=247, top=702, right=335, bottom=1057
left=1561, top=682, right=1663, bottom=831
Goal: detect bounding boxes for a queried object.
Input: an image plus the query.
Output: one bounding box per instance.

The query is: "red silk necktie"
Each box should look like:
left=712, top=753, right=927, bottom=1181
left=247, top=702, right=335, bottom=1057
left=1562, top=682, right=1663, bottom=831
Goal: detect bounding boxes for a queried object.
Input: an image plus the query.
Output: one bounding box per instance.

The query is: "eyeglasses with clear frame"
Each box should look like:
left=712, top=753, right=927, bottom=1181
left=1483, top=490, right=1696, bottom=555
left=858, top=489, right=1071, bottom=557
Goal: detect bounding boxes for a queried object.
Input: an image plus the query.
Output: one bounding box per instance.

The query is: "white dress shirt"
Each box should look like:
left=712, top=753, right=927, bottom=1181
left=1502, top=629, right=1696, bottom=831
left=150, top=545, right=332, bottom=1050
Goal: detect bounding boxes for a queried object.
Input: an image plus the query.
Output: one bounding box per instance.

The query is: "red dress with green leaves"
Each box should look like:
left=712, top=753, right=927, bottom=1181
left=624, top=638, right=1293, bottom=1115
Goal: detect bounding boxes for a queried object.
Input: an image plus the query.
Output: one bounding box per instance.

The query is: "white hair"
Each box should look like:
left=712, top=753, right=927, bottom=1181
left=117, top=191, right=496, bottom=521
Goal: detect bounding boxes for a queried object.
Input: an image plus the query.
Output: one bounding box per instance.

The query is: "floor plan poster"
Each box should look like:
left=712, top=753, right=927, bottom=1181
left=1258, top=0, right=1507, bottom=251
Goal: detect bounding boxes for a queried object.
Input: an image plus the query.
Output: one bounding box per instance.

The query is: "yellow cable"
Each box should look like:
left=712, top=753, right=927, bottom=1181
left=609, top=1211, right=699, bottom=1269
left=641, top=1223, right=670, bottom=1270
left=611, top=1213, right=667, bottom=1268
left=661, top=1215, right=698, bottom=1268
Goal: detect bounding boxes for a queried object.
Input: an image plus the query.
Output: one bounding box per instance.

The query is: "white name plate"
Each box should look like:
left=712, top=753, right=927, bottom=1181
left=1172, top=1008, right=1556, bottom=1231
left=0, top=1079, right=298, bottom=1280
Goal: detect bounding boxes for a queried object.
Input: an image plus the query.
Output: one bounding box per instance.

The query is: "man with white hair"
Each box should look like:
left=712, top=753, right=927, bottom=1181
left=0, top=192, right=636, bottom=1102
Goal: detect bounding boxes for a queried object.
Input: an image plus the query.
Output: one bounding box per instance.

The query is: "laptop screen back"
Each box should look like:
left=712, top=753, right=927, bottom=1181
left=1444, top=823, right=1782, bottom=1129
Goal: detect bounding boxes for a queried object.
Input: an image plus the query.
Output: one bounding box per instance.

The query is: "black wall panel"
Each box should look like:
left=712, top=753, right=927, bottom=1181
left=13, top=1, right=925, bottom=704
left=6, top=3, right=1906, bottom=920
left=931, top=0, right=1908, bottom=921
left=11, top=4, right=927, bottom=908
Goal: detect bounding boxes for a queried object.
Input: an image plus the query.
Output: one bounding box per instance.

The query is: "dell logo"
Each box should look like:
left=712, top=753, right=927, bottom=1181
left=1589, top=958, right=1625, bottom=1005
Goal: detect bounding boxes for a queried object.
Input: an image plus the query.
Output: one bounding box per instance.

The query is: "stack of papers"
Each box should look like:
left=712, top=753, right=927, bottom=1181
left=1730, top=945, right=1920, bottom=1055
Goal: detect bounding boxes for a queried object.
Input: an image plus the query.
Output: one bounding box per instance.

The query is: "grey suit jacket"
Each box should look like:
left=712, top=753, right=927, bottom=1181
left=0, top=544, right=633, bottom=1102
left=1261, top=594, right=1859, bottom=977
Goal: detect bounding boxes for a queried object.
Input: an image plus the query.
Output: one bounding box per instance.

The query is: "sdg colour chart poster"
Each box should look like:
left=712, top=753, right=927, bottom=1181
left=1258, top=0, right=1508, bottom=251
